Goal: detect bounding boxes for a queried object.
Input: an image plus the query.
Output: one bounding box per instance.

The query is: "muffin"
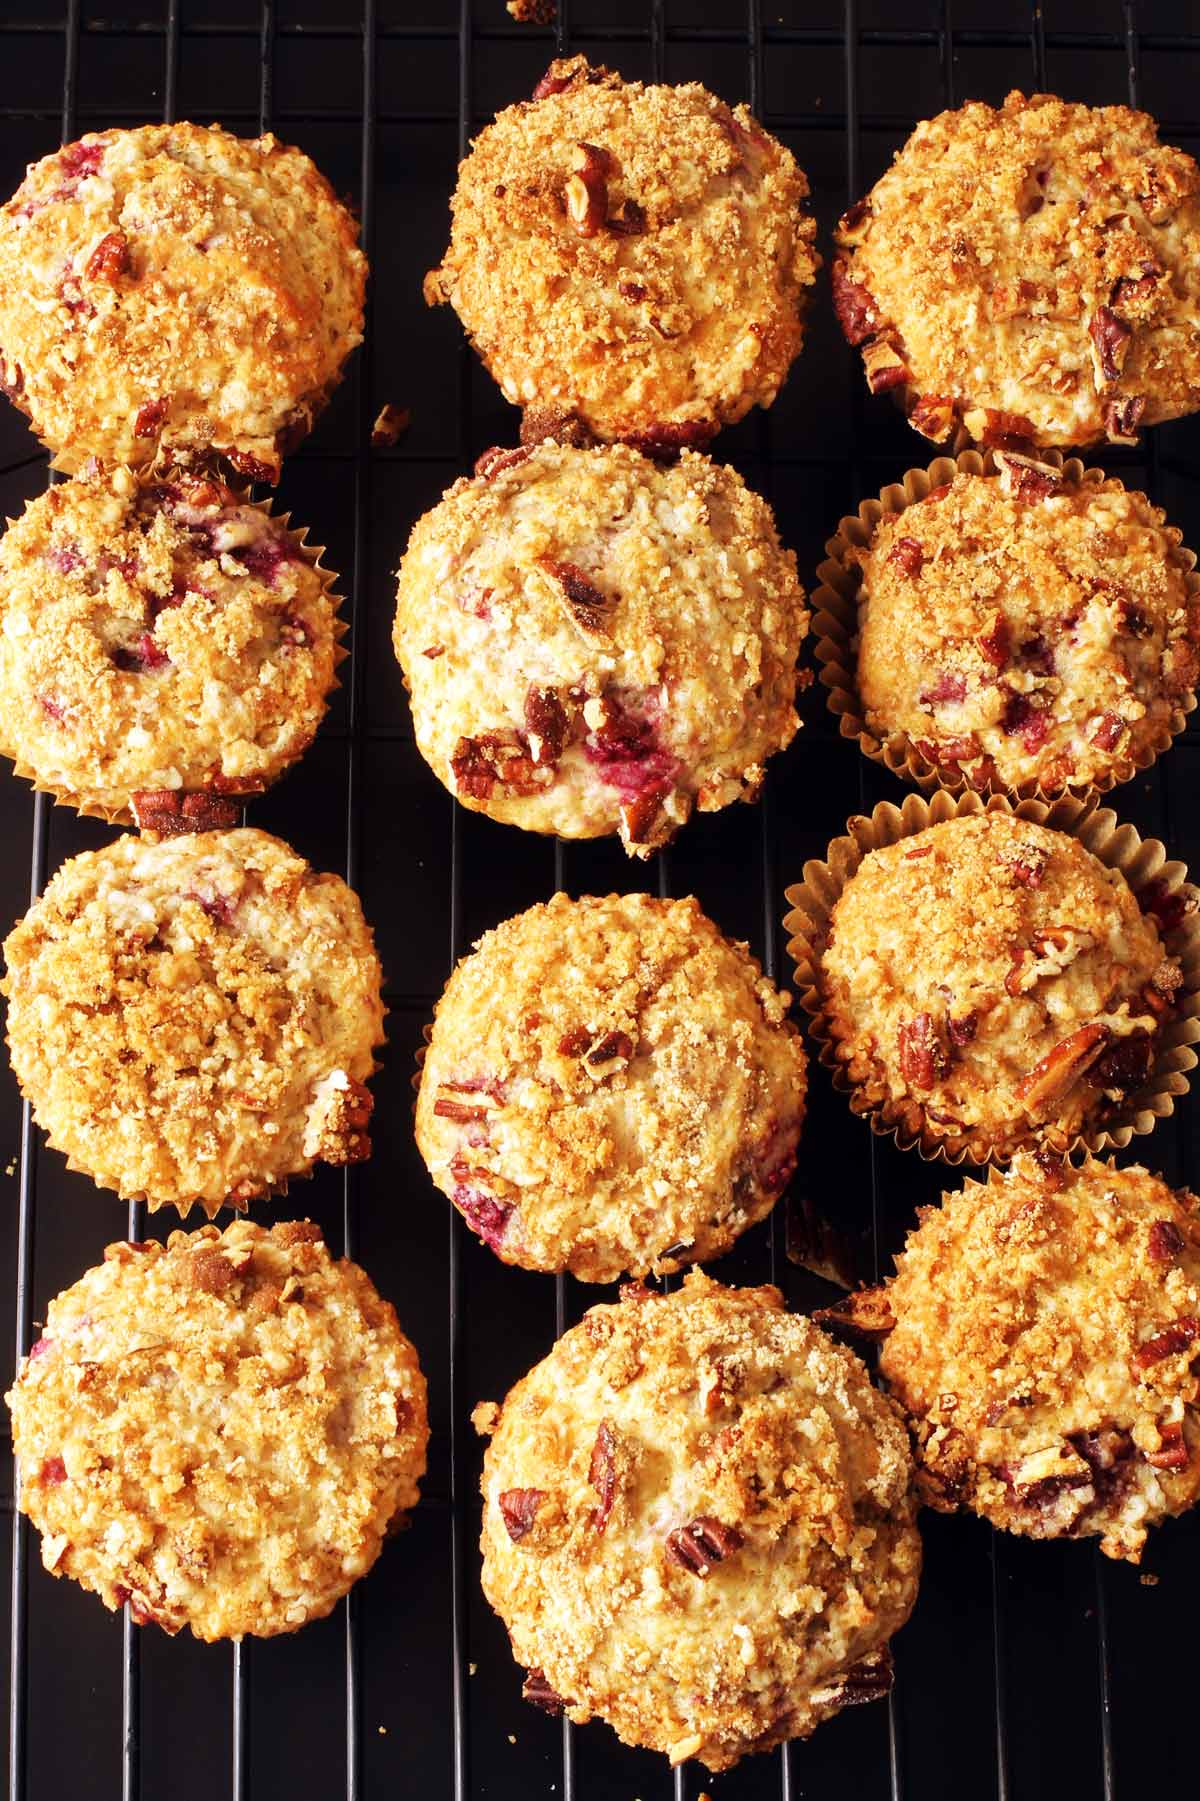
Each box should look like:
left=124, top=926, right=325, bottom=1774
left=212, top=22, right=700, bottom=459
left=822, top=1155, right=1200, bottom=1562
left=1, top=828, right=384, bottom=1214
left=0, top=466, right=340, bottom=822
left=416, top=892, right=806, bottom=1282
left=473, top=1271, right=920, bottom=1770
left=848, top=455, right=1199, bottom=795
left=393, top=441, right=807, bottom=857
left=0, top=123, right=366, bottom=479
left=812, top=811, right=1182, bottom=1160
left=6, top=1219, right=428, bottom=1639
left=833, top=91, right=1200, bottom=449
left=425, top=56, right=820, bottom=449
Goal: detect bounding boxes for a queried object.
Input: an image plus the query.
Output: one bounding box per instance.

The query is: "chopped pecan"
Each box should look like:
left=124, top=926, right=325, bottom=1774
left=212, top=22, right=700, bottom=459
left=370, top=403, right=410, bottom=449
left=1089, top=710, right=1125, bottom=751
left=530, top=56, right=606, bottom=101
left=589, top=1420, right=617, bottom=1530
left=1014, top=1023, right=1110, bottom=1113
left=665, top=1516, right=744, bottom=1577
left=1132, top=1317, right=1199, bottom=1370
left=522, top=1668, right=568, bottom=1714
left=812, top=1285, right=895, bottom=1342
left=1148, top=1220, right=1186, bottom=1264
left=976, top=611, right=1011, bottom=668
left=618, top=420, right=715, bottom=460
left=451, top=732, right=544, bottom=800
left=830, top=255, right=883, bottom=346
left=537, top=557, right=614, bottom=632
left=1103, top=393, right=1145, bottom=442
left=133, top=396, right=169, bottom=439
left=1005, top=1443, right=1093, bottom=1505
left=887, top=536, right=925, bottom=578
left=1089, top=306, right=1132, bottom=384
left=962, top=407, right=1037, bottom=451
left=606, top=198, right=645, bottom=235
left=863, top=337, right=910, bottom=394
left=897, top=1012, right=951, bottom=1089
left=565, top=142, right=610, bottom=237
left=498, top=1488, right=545, bottom=1543
left=947, top=1009, right=979, bottom=1047
left=1002, top=845, right=1047, bottom=889
left=556, top=1025, right=592, bottom=1057
left=520, top=405, right=595, bottom=449
left=996, top=452, right=1064, bottom=503
left=85, top=229, right=129, bottom=283
left=836, top=197, right=872, bottom=243
left=910, top=394, right=956, bottom=440
left=1145, top=1421, right=1189, bottom=1471
left=619, top=783, right=672, bottom=849
left=191, top=1249, right=237, bottom=1296
left=1089, top=1029, right=1154, bottom=1096
left=524, top=685, right=568, bottom=764
left=131, top=789, right=240, bottom=836
left=818, top=1649, right=894, bottom=1709
left=585, top=1030, right=633, bottom=1069
left=1032, top=1145, right=1068, bottom=1189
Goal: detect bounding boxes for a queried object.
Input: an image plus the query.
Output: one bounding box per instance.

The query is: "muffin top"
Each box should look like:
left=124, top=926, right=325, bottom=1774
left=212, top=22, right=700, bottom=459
left=393, top=440, right=807, bottom=857
left=1, top=828, right=384, bottom=1213
left=0, top=123, right=366, bottom=478
left=0, top=467, right=339, bottom=820
left=416, top=892, right=806, bottom=1283
left=6, top=1219, right=428, bottom=1640
left=833, top=92, right=1200, bottom=449
left=425, top=56, right=820, bottom=446
left=818, top=812, right=1180, bottom=1159
left=851, top=458, right=1198, bottom=794
left=853, top=1156, right=1200, bottom=1562
left=473, top=1271, right=919, bottom=1771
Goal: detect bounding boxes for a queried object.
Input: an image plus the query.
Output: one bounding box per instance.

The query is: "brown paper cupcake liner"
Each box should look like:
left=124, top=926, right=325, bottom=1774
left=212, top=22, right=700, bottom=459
left=2, top=481, right=346, bottom=830
left=783, top=788, right=1200, bottom=1166
left=811, top=446, right=1199, bottom=804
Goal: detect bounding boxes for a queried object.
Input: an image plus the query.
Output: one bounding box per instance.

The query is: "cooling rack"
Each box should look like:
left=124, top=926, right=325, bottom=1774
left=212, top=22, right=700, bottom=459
left=0, top=1, right=1196, bottom=1797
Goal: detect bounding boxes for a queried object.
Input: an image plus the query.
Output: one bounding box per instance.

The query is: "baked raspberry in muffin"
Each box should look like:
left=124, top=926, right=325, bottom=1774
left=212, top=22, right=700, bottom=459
left=814, top=811, right=1183, bottom=1160
left=0, top=467, right=339, bottom=822
left=425, top=56, right=820, bottom=448
left=833, top=92, right=1200, bottom=449
left=1, top=829, right=384, bottom=1214
left=393, top=441, right=807, bottom=857
left=474, top=1271, right=919, bottom=1770
left=416, top=892, right=806, bottom=1282
left=0, top=124, right=366, bottom=478
left=7, top=1219, right=428, bottom=1639
left=850, top=456, right=1198, bottom=794
left=823, top=1155, right=1200, bottom=1562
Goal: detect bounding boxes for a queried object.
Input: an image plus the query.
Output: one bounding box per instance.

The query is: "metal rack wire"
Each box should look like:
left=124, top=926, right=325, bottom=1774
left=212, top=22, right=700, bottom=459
left=1, top=2, right=1197, bottom=1798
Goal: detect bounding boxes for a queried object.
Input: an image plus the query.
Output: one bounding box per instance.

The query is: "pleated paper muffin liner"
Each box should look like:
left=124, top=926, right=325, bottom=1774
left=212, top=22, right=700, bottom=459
left=811, top=446, right=1199, bottom=804
left=783, top=788, right=1200, bottom=1167
left=1, top=477, right=347, bottom=831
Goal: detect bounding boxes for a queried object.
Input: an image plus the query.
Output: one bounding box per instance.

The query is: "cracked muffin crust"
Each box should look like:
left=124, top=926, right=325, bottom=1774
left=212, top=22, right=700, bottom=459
left=393, top=441, right=807, bottom=857
left=473, top=1271, right=920, bottom=1770
left=823, top=1156, right=1200, bottom=1562
left=425, top=56, right=820, bottom=447
left=0, top=123, right=366, bottom=479
left=816, top=812, right=1182, bottom=1160
left=0, top=466, right=340, bottom=821
left=6, top=1219, right=428, bottom=1639
left=851, top=457, right=1199, bottom=794
left=1, top=828, right=384, bottom=1213
left=833, top=92, right=1200, bottom=450
left=415, top=892, right=806, bottom=1282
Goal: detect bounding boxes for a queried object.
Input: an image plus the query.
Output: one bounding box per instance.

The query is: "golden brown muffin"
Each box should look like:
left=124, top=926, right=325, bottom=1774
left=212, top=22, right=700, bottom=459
left=393, top=441, right=807, bottom=857
left=6, top=1220, right=428, bottom=1639
left=851, top=457, right=1199, bottom=794
left=0, top=466, right=340, bottom=821
left=474, top=1271, right=920, bottom=1770
left=822, top=1155, right=1200, bottom=1562
left=1, top=828, right=384, bottom=1214
left=833, top=92, right=1200, bottom=449
left=816, top=812, right=1181, bottom=1159
left=426, top=56, right=820, bottom=447
left=0, top=124, right=366, bottom=479
left=416, top=892, right=806, bottom=1282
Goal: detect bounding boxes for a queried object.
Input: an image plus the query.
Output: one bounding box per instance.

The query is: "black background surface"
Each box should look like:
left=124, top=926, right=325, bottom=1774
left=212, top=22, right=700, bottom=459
left=0, top=2, right=1196, bottom=1797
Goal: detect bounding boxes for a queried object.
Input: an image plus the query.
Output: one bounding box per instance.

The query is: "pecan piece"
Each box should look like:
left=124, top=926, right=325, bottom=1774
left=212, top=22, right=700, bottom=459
left=836, top=197, right=872, bottom=244
left=909, top=394, right=956, bottom=440
left=370, top=403, right=410, bottom=449
left=887, top=536, right=925, bottom=578
left=1002, top=845, right=1047, bottom=889
left=519, top=405, right=595, bottom=449
left=131, top=789, right=240, bottom=836
left=897, top=1012, right=951, bottom=1089
left=522, top=1668, right=568, bottom=1714
left=619, top=783, right=672, bottom=850
left=1145, top=1421, right=1189, bottom=1471
left=606, top=198, right=645, bottom=236
left=812, top=1285, right=895, bottom=1342
left=816, top=1649, right=895, bottom=1710
left=1014, top=1023, right=1110, bottom=1113
left=617, top=419, right=715, bottom=460
left=1148, top=1220, right=1186, bottom=1264
left=665, top=1516, right=744, bottom=1577
left=1089, top=1029, right=1154, bottom=1096
left=530, top=56, right=606, bottom=101
left=589, top=1419, right=617, bottom=1531
left=1103, top=393, right=1145, bottom=442
left=996, top=452, right=1064, bottom=503
left=830, top=255, right=883, bottom=346
left=1089, top=710, right=1125, bottom=751
left=498, top=1488, right=545, bottom=1543
left=1089, top=306, right=1132, bottom=384
left=962, top=407, right=1037, bottom=451
left=133, top=396, right=169, bottom=439
left=864, top=337, right=911, bottom=394
left=538, top=557, right=614, bottom=632
left=85, top=229, right=129, bottom=283
left=565, top=142, right=610, bottom=237
left=524, top=685, right=568, bottom=764
left=976, top=611, right=1011, bottom=668
left=1032, top=1145, right=1068, bottom=1189
left=947, top=1009, right=979, bottom=1047
left=1133, top=1318, right=1200, bottom=1370
left=450, top=733, right=544, bottom=800
left=585, top=1030, right=633, bottom=1071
